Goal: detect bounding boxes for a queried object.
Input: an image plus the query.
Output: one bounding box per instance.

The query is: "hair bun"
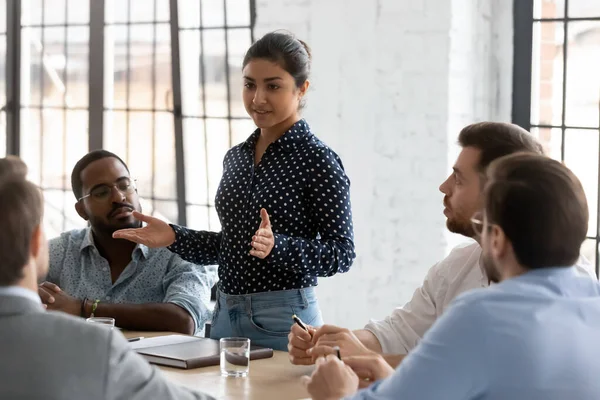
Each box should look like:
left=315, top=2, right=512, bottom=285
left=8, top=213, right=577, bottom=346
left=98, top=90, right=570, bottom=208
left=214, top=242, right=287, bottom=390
left=297, top=39, right=312, bottom=61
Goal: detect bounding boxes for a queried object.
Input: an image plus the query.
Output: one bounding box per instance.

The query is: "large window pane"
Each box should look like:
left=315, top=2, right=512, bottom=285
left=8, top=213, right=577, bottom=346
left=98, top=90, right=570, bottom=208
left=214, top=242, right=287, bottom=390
left=64, top=110, right=89, bottom=184
left=534, top=0, right=564, bottom=19
left=152, top=200, right=177, bottom=224
left=201, top=0, right=225, bottom=28
left=67, top=0, right=89, bottom=24
left=183, top=117, right=209, bottom=205
left=204, top=29, right=228, bottom=117
left=40, top=108, right=65, bottom=188
left=126, top=112, right=154, bottom=198
left=226, top=0, right=251, bottom=26
left=231, top=118, right=255, bottom=146
left=179, top=30, right=203, bottom=117
left=44, top=0, right=66, bottom=25
left=0, top=0, right=5, bottom=33
left=154, top=24, right=172, bottom=110
left=564, top=22, right=600, bottom=128
left=227, top=28, right=251, bottom=118
left=153, top=112, right=176, bottom=200
left=564, top=129, right=599, bottom=237
left=530, top=126, right=562, bottom=159
left=103, top=110, right=128, bottom=154
left=581, top=238, right=598, bottom=268
left=568, top=0, right=600, bottom=18
left=187, top=205, right=210, bottom=230
left=21, top=0, right=43, bottom=26
left=66, top=27, right=89, bottom=108
left=206, top=118, right=230, bottom=204
left=0, top=33, right=6, bottom=109
left=178, top=0, right=200, bottom=28
left=20, top=107, right=42, bottom=183
left=530, top=22, right=563, bottom=126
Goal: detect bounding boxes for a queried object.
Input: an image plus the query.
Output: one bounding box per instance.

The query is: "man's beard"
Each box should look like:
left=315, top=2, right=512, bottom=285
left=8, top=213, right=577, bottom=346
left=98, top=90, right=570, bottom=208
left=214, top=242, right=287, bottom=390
left=91, top=217, right=142, bottom=236
left=446, top=217, right=475, bottom=238
left=481, top=251, right=501, bottom=283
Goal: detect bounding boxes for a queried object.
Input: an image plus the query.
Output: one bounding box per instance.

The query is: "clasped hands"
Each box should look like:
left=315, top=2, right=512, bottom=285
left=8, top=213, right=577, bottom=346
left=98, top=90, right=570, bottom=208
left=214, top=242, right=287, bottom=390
left=289, top=324, right=394, bottom=399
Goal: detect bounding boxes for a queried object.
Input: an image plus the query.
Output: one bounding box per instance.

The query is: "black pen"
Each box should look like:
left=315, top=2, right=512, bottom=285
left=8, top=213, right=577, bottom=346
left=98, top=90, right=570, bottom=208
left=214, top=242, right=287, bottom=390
left=292, top=314, right=309, bottom=333
left=333, top=346, right=341, bottom=360
left=127, top=336, right=144, bottom=342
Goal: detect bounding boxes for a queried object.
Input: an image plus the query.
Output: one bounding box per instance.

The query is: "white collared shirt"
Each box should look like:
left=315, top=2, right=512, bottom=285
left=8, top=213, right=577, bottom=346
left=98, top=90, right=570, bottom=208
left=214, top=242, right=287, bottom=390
left=364, top=242, right=597, bottom=354
left=0, top=286, right=42, bottom=304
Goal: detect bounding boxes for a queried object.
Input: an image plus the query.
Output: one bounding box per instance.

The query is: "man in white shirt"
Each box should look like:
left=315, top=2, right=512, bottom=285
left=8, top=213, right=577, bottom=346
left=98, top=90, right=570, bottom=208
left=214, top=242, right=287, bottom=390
left=288, top=122, right=597, bottom=366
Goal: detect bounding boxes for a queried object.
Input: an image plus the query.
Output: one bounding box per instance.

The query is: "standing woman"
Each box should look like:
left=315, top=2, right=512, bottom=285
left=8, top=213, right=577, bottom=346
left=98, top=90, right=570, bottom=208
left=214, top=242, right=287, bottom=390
left=114, top=31, right=355, bottom=350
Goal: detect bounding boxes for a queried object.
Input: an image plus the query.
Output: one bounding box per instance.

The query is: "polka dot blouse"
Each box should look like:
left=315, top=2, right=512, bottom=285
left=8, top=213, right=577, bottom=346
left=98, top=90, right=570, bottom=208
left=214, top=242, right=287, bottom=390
left=169, top=119, right=356, bottom=295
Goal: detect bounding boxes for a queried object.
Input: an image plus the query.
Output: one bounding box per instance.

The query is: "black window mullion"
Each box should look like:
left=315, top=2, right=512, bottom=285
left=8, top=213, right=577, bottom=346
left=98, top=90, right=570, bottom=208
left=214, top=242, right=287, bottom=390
left=62, top=0, right=68, bottom=232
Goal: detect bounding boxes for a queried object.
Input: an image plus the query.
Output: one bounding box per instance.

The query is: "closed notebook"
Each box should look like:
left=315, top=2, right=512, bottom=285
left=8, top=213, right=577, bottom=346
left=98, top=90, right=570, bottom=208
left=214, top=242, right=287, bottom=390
left=131, top=335, right=273, bottom=369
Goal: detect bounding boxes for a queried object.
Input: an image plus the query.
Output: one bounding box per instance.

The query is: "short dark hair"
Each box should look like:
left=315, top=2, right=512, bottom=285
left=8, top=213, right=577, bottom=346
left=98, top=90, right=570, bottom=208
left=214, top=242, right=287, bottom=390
left=71, top=150, right=129, bottom=200
left=484, top=153, right=588, bottom=269
left=243, top=31, right=312, bottom=89
left=458, top=122, right=544, bottom=172
left=0, top=155, right=28, bottom=182
left=0, top=179, right=44, bottom=286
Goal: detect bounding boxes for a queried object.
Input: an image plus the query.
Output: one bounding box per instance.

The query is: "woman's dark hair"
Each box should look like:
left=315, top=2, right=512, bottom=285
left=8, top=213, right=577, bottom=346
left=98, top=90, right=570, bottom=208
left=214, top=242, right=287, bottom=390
left=242, top=31, right=312, bottom=88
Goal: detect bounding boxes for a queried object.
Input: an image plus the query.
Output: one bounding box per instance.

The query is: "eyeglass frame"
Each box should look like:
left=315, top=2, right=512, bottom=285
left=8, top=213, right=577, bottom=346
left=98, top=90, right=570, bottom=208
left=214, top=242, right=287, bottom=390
left=470, top=211, right=485, bottom=237
left=77, top=178, right=138, bottom=202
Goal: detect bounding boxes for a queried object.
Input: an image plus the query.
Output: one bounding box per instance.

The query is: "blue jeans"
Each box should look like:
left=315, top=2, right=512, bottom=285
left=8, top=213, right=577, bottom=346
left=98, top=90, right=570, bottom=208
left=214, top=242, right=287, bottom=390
left=210, top=286, right=323, bottom=351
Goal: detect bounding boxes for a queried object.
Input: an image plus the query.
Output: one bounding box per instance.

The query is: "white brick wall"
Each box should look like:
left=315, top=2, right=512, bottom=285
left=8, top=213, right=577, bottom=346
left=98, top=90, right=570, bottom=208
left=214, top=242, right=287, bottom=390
left=254, top=0, right=513, bottom=328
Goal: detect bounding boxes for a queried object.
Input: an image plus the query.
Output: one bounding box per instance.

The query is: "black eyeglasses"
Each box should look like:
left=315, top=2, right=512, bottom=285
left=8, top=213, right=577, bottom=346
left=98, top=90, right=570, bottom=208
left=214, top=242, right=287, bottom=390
left=78, top=178, right=137, bottom=202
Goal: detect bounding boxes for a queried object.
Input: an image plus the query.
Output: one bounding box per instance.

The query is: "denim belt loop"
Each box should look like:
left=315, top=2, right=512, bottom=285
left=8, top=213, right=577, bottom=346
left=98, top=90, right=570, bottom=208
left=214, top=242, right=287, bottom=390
left=245, top=295, right=252, bottom=315
left=299, top=288, right=309, bottom=307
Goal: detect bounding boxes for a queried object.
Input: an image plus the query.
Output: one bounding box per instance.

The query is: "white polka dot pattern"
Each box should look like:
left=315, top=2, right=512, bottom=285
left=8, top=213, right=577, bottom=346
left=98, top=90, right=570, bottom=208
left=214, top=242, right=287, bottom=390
left=169, top=119, right=356, bottom=294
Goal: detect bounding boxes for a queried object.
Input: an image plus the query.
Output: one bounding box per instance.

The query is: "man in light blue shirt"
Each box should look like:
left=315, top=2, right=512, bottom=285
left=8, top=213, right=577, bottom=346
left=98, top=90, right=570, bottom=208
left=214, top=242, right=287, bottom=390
left=39, top=150, right=215, bottom=334
left=303, top=153, right=600, bottom=400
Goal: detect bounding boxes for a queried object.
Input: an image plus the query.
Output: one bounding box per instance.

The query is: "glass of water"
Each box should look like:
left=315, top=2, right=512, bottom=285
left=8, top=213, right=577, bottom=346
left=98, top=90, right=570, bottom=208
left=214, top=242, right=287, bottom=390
left=86, top=317, right=115, bottom=329
left=220, top=337, right=250, bottom=377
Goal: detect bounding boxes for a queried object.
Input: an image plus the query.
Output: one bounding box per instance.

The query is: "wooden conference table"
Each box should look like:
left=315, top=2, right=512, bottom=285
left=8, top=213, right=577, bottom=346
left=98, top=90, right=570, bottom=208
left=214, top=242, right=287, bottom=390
left=124, top=331, right=313, bottom=400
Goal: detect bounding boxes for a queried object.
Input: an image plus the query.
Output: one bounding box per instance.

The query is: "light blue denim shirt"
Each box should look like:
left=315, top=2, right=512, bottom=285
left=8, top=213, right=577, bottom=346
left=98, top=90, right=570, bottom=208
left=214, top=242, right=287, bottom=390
left=349, top=267, right=600, bottom=400
left=47, top=227, right=216, bottom=334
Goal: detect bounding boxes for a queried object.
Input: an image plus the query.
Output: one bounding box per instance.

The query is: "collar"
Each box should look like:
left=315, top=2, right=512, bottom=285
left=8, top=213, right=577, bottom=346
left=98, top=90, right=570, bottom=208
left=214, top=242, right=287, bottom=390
left=521, top=266, right=578, bottom=278
left=80, top=226, right=149, bottom=260
left=0, top=286, right=42, bottom=304
left=242, top=119, right=311, bottom=153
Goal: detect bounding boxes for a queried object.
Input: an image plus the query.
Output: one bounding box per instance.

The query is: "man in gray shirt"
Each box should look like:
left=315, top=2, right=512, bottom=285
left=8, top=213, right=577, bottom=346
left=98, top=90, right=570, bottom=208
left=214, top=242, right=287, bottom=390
left=0, top=161, right=212, bottom=400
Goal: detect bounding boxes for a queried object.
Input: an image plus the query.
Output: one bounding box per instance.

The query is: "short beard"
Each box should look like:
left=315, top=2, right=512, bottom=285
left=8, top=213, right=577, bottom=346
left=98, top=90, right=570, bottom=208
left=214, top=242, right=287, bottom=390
left=446, top=218, right=475, bottom=238
left=91, top=218, right=142, bottom=237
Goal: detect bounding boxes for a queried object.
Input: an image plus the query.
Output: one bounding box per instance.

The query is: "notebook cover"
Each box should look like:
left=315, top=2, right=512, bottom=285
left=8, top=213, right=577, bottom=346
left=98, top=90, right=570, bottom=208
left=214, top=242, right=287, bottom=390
left=135, top=337, right=273, bottom=369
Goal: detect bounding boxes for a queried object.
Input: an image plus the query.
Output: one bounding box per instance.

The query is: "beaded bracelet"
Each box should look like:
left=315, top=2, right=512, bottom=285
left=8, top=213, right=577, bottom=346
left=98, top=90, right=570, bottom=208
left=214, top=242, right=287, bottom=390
left=90, top=299, right=100, bottom=318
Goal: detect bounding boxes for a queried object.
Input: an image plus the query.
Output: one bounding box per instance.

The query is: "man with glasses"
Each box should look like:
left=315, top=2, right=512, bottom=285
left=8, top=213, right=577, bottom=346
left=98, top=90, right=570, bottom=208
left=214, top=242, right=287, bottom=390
left=289, top=122, right=596, bottom=366
left=304, top=153, right=600, bottom=400
left=39, top=150, right=215, bottom=334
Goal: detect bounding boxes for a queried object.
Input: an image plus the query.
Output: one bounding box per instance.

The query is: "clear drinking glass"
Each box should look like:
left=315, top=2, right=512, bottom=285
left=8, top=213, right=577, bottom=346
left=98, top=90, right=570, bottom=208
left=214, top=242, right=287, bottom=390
left=220, top=337, right=250, bottom=377
left=86, top=317, right=115, bottom=329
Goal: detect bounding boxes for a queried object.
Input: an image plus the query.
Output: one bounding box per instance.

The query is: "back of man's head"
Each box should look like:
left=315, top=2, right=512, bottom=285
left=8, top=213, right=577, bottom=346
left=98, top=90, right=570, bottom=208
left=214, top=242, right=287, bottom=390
left=0, top=179, right=44, bottom=286
left=484, top=153, right=588, bottom=269
left=459, top=122, right=544, bottom=172
left=0, top=156, right=28, bottom=183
